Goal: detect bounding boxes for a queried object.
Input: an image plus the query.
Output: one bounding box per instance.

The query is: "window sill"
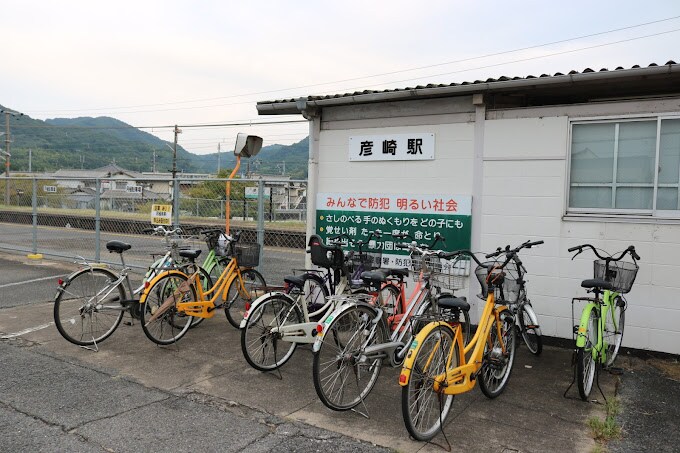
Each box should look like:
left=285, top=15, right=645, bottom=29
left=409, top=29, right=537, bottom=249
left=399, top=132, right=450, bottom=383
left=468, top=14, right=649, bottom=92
left=563, top=213, right=680, bottom=224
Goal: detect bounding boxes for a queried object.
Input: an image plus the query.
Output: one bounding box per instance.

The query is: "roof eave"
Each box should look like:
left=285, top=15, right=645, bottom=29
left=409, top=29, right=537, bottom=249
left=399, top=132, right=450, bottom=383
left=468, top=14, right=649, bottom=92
left=256, top=63, right=680, bottom=116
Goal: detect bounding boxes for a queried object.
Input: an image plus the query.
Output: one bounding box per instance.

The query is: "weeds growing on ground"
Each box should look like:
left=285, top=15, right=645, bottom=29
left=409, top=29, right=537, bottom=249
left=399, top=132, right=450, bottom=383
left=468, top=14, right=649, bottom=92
left=589, top=397, right=622, bottom=452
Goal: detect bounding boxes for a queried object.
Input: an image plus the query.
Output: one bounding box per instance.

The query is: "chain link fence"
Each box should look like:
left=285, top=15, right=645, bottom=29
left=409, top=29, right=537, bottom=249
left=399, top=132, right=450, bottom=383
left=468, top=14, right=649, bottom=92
left=0, top=175, right=308, bottom=303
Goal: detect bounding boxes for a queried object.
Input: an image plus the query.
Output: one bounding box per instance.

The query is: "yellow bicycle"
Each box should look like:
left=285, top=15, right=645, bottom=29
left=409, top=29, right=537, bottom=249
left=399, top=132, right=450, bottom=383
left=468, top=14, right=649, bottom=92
left=399, top=249, right=517, bottom=441
left=139, top=232, right=265, bottom=345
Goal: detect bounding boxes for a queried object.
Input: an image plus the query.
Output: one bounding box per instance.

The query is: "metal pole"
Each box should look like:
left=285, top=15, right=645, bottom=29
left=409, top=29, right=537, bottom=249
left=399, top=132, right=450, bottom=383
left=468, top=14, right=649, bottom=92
left=256, top=178, right=265, bottom=271
left=173, top=176, right=180, bottom=228
left=95, top=178, right=101, bottom=262
left=31, top=178, right=38, bottom=256
left=4, top=112, right=10, bottom=205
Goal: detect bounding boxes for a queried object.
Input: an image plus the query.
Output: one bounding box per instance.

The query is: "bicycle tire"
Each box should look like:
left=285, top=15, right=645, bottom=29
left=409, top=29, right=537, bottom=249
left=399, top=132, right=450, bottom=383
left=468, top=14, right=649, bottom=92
left=604, top=297, right=625, bottom=367
left=225, top=268, right=267, bottom=328
left=401, top=324, right=457, bottom=441
left=312, top=304, right=386, bottom=411
left=518, top=303, right=542, bottom=355
left=241, top=294, right=304, bottom=371
left=478, top=308, right=517, bottom=399
left=577, top=309, right=598, bottom=400
left=141, top=273, right=196, bottom=345
left=301, top=273, right=329, bottom=317
left=54, top=267, right=125, bottom=346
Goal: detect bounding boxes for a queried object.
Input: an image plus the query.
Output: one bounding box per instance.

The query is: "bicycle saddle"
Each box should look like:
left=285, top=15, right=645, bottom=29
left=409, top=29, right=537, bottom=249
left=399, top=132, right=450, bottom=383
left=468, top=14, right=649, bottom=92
left=284, top=275, right=305, bottom=288
left=385, top=268, right=409, bottom=279
left=438, top=296, right=470, bottom=311
left=581, top=278, right=614, bottom=291
left=106, top=241, right=131, bottom=254
left=179, top=249, right=202, bottom=260
left=360, top=270, right=387, bottom=284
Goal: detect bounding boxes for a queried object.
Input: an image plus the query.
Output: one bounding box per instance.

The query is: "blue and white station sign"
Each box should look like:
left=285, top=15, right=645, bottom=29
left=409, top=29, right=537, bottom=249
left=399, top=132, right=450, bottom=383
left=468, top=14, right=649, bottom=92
left=349, top=133, right=435, bottom=161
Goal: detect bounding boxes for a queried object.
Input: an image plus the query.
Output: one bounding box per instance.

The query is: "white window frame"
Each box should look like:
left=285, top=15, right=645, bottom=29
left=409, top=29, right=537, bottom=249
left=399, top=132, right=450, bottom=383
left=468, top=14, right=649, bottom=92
left=567, top=114, right=680, bottom=219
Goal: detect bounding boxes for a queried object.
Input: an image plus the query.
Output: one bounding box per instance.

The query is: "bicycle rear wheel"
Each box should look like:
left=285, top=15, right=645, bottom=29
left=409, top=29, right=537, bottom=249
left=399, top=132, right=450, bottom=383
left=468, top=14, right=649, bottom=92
left=141, top=273, right=196, bottom=345
left=54, top=268, right=125, bottom=346
left=302, top=273, right=329, bottom=317
left=184, top=266, right=212, bottom=328
left=577, top=309, right=598, bottom=400
left=518, top=303, right=542, bottom=355
left=604, top=297, right=625, bottom=367
left=225, top=268, right=267, bottom=328
left=241, top=294, right=303, bottom=371
left=478, top=309, right=517, bottom=398
left=401, top=324, right=457, bottom=441
left=312, top=305, right=386, bottom=411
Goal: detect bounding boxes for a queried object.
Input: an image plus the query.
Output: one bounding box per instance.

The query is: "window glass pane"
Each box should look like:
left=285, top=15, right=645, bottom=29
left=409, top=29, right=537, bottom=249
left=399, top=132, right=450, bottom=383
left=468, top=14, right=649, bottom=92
left=659, top=119, right=680, bottom=184
left=617, top=121, right=656, bottom=183
left=570, top=124, right=615, bottom=184
left=570, top=186, right=612, bottom=208
left=657, top=187, right=679, bottom=210
left=615, top=187, right=653, bottom=209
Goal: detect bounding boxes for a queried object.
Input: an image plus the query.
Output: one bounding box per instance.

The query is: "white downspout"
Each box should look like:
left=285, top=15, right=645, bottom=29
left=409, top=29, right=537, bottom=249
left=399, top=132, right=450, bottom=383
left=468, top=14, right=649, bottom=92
left=297, top=98, right=321, bottom=268
left=470, top=93, right=486, bottom=322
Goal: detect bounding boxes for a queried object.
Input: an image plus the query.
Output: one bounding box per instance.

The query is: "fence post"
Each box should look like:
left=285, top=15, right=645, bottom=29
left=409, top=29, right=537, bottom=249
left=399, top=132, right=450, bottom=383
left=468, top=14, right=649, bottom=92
left=95, top=178, right=101, bottom=262
left=256, top=178, right=265, bottom=269
left=31, top=178, right=38, bottom=255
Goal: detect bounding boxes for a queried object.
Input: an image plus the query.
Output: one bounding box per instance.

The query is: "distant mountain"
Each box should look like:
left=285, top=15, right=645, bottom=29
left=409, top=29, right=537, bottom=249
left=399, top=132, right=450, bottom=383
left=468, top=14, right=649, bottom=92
left=0, top=106, right=309, bottom=177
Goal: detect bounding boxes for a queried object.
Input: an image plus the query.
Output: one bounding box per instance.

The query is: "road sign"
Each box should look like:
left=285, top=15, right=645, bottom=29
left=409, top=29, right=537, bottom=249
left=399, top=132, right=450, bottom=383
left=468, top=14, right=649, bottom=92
left=151, top=204, right=172, bottom=225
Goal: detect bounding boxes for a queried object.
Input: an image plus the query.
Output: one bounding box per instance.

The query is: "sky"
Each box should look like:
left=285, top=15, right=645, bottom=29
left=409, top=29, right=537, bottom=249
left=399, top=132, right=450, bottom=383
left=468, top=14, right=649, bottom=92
left=2, top=0, right=679, bottom=156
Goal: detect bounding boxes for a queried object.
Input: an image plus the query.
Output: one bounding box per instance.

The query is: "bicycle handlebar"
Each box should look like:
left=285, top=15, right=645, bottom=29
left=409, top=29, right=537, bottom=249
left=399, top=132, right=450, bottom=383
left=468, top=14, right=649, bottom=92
left=485, top=239, right=544, bottom=259
left=568, top=243, right=640, bottom=262
left=143, top=225, right=182, bottom=237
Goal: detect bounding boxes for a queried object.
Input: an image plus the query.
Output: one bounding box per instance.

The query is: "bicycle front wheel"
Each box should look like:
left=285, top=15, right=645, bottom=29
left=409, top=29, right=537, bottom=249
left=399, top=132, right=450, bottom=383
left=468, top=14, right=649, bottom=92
left=518, top=303, right=542, bottom=355
left=312, top=305, right=386, bottom=411
left=241, top=294, right=303, bottom=371
left=225, top=268, right=266, bottom=328
left=478, top=308, right=517, bottom=398
left=54, top=268, right=125, bottom=346
left=401, top=324, right=457, bottom=441
left=604, top=297, right=625, bottom=367
left=577, top=309, right=598, bottom=400
left=141, top=273, right=196, bottom=345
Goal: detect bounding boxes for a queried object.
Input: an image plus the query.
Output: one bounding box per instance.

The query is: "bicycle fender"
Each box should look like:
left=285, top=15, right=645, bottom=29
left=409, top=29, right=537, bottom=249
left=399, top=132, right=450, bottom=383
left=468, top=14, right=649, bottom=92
left=54, top=266, right=118, bottom=301
left=398, top=321, right=454, bottom=387
left=575, top=303, right=597, bottom=348
left=139, top=270, right=190, bottom=304
left=239, top=291, right=294, bottom=328
left=311, top=300, right=375, bottom=353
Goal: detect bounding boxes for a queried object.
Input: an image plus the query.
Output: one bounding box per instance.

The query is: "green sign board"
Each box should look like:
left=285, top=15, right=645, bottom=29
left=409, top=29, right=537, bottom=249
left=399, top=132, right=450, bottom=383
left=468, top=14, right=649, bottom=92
left=316, top=192, right=472, bottom=268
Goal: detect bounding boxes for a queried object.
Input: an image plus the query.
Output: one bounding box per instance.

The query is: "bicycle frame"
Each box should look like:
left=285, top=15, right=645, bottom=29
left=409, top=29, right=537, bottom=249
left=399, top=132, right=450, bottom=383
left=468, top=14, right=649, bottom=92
left=399, top=289, right=509, bottom=395
left=140, top=255, right=248, bottom=319
left=574, top=289, right=620, bottom=364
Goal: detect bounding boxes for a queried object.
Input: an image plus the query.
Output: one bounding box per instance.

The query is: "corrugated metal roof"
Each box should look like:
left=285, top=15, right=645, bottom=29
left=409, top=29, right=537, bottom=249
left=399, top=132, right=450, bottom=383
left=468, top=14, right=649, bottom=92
left=257, top=61, right=678, bottom=111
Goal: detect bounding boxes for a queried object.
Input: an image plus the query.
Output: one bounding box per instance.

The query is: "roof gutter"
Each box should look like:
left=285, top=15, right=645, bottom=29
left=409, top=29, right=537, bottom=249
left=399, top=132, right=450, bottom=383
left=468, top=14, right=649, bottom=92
left=257, top=63, right=680, bottom=116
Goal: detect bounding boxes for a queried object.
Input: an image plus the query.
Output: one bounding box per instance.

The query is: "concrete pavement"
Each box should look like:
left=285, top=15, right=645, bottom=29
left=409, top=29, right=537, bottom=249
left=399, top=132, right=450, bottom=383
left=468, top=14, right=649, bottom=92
left=1, top=253, right=678, bottom=452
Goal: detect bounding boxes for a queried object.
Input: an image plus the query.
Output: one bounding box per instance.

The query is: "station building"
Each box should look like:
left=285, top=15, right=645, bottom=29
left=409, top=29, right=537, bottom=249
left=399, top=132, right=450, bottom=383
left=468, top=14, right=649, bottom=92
left=257, top=61, right=680, bottom=355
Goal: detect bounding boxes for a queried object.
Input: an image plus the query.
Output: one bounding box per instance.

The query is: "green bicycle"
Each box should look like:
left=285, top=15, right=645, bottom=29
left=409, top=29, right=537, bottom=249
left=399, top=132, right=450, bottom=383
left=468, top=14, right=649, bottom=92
left=567, top=243, right=639, bottom=400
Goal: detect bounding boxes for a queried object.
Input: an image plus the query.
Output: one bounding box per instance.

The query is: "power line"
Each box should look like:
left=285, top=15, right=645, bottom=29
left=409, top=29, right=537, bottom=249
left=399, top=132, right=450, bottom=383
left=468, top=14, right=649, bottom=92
left=8, top=118, right=307, bottom=131
left=21, top=14, right=680, bottom=116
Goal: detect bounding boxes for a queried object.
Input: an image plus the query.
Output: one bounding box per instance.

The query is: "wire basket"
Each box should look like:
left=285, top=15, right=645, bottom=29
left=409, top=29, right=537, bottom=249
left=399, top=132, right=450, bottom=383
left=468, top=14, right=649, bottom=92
left=594, top=259, right=638, bottom=294
left=410, top=252, right=470, bottom=291
left=351, top=250, right=382, bottom=271
left=235, top=242, right=260, bottom=268
left=475, top=262, right=516, bottom=301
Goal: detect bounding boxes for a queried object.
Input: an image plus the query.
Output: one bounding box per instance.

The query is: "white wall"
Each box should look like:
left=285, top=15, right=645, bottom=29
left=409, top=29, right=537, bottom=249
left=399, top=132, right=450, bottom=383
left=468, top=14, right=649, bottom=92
left=482, top=116, right=680, bottom=355
left=317, top=123, right=474, bottom=195
left=315, top=100, right=680, bottom=355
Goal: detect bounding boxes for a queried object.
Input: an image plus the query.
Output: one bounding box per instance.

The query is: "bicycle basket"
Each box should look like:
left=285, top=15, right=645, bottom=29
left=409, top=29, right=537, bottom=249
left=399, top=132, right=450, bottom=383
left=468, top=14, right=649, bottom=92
left=475, top=262, right=508, bottom=300
left=411, top=252, right=469, bottom=291
left=594, top=259, right=638, bottom=294
left=351, top=250, right=382, bottom=271
left=235, top=242, right=260, bottom=268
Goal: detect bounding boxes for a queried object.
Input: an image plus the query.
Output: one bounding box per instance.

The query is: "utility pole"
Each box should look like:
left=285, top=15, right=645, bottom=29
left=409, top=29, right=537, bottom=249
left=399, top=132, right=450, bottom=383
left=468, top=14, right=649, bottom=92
left=217, top=142, right=221, bottom=174
left=1, top=109, right=23, bottom=204
left=152, top=149, right=157, bottom=173
left=172, top=125, right=181, bottom=178
left=28, top=149, right=32, bottom=173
